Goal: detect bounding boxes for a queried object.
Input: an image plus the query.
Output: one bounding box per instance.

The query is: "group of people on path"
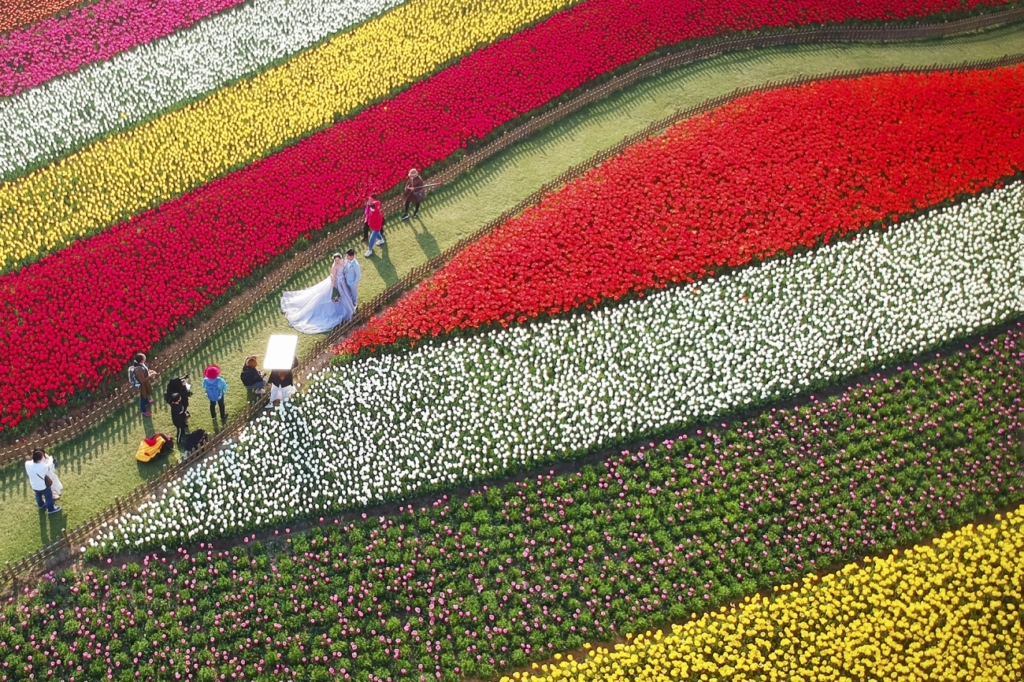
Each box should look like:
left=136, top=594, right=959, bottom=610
left=166, top=360, right=298, bottom=443
left=364, top=169, right=426, bottom=257
left=25, top=171, right=431, bottom=513
left=27, top=352, right=296, bottom=512
left=283, top=169, right=429, bottom=334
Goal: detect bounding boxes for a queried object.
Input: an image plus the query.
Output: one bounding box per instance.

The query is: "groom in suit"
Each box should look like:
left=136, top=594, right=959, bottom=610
left=342, top=248, right=362, bottom=308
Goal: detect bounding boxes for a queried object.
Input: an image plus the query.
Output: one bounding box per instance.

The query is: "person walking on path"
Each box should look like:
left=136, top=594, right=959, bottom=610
left=342, top=248, right=362, bottom=307
left=362, top=194, right=385, bottom=244
left=202, top=365, right=228, bottom=420
left=364, top=196, right=385, bottom=258
left=169, top=392, right=190, bottom=443
left=130, top=352, right=157, bottom=417
left=25, top=450, right=62, bottom=514
left=402, top=168, right=425, bottom=220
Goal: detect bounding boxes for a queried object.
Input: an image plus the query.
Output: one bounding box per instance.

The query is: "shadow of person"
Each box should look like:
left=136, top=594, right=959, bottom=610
left=142, top=412, right=156, bottom=439
left=412, top=217, right=440, bottom=260
left=136, top=448, right=174, bottom=481
left=0, top=461, right=30, bottom=503
left=38, top=505, right=66, bottom=546
left=365, top=249, right=399, bottom=286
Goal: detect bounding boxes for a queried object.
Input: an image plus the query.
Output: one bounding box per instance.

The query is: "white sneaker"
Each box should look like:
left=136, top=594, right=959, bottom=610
left=364, top=249, right=373, bottom=257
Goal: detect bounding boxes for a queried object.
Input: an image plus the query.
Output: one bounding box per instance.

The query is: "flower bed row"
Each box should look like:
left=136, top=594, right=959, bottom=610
left=0, top=0, right=245, bottom=98
left=6, top=323, right=1021, bottom=681
left=92, top=181, right=1024, bottom=551
left=0, top=0, right=409, bottom=179
left=0, top=0, right=579, bottom=270
left=4, top=1, right=1017, bottom=195
left=1, top=66, right=1019, bottom=432
left=342, top=67, right=1024, bottom=356
left=510, top=509, right=1024, bottom=682
left=2, top=1, right=1019, bottom=271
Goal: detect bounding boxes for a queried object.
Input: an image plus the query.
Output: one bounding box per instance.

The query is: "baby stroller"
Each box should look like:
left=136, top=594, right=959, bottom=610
left=164, top=373, right=192, bottom=409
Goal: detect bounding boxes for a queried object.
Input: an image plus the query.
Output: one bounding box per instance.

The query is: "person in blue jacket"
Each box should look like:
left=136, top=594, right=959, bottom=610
left=202, top=365, right=228, bottom=421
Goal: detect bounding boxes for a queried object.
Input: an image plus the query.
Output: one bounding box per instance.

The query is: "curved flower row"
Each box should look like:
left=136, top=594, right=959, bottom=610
left=2, top=0, right=1014, bottom=186
left=5, top=324, right=1021, bottom=681
left=0, top=0, right=579, bottom=271
left=1, top=1, right=1019, bottom=272
left=1, top=67, right=1020, bottom=431
left=94, top=181, right=1024, bottom=550
left=508, top=510, right=1024, bottom=682
left=342, top=66, right=1024, bottom=356
left=0, top=0, right=245, bottom=98
left=0, top=0, right=409, bottom=177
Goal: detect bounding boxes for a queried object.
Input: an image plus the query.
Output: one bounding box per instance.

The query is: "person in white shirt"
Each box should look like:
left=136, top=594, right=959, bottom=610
left=25, top=449, right=62, bottom=514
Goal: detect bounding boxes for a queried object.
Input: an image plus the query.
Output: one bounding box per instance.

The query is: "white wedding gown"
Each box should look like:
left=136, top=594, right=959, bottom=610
left=44, top=456, right=63, bottom=499
left=281, top=275, right=355, bottom=334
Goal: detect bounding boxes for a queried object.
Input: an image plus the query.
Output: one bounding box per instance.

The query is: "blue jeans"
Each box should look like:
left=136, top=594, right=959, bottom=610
left=367, top=230, right=384, bottom=251
left=34, top=486, right=55, bottom=512
left=139, top=395, right=149, bottom=414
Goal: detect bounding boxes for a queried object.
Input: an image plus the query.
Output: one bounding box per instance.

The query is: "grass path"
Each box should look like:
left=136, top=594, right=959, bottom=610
left=1, top=24, right=1022, bottom=566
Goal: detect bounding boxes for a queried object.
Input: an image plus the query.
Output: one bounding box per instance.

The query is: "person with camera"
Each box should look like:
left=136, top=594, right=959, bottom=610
left=129, top=352, right=158, bottom=417
left=241, top=355, right=267, bottom=395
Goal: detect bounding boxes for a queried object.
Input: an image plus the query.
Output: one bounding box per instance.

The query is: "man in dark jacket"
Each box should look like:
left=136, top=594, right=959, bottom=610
left=169, top=393, right=189, bottom=443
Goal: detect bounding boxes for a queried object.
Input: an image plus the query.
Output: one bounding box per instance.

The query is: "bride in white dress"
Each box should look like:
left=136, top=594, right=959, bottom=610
left=281, top=253, right=358, bottom=334
left=43, top=452, right=62, bottom=499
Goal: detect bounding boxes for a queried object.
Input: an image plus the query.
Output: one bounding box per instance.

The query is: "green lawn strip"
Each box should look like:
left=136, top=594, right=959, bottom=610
left=0, top=23, right=1021, bottom=566
left=9, top=325, right=1023, bottom=682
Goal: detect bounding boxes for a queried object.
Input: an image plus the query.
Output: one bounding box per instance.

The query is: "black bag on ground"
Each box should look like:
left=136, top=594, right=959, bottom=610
left=184, top=429, right=208, bottom=454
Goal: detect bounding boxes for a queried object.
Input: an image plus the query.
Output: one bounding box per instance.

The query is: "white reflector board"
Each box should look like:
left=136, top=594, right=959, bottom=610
left=264, top=334, right=298, bottom=370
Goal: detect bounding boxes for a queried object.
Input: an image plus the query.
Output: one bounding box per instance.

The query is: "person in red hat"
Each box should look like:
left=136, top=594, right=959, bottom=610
left=202, top=365, right=228, bottom=421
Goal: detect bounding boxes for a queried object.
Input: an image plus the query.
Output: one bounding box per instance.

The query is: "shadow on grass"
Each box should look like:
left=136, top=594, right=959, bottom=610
left=37, top=508, right=67, bottom=547
left=365, top=248, right=400, bottom=285
left=411, top=218, right=441, bottom=260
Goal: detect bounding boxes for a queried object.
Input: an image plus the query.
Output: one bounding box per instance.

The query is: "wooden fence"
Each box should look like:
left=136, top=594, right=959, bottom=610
left=2, top=10, right=1023, bottom=589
